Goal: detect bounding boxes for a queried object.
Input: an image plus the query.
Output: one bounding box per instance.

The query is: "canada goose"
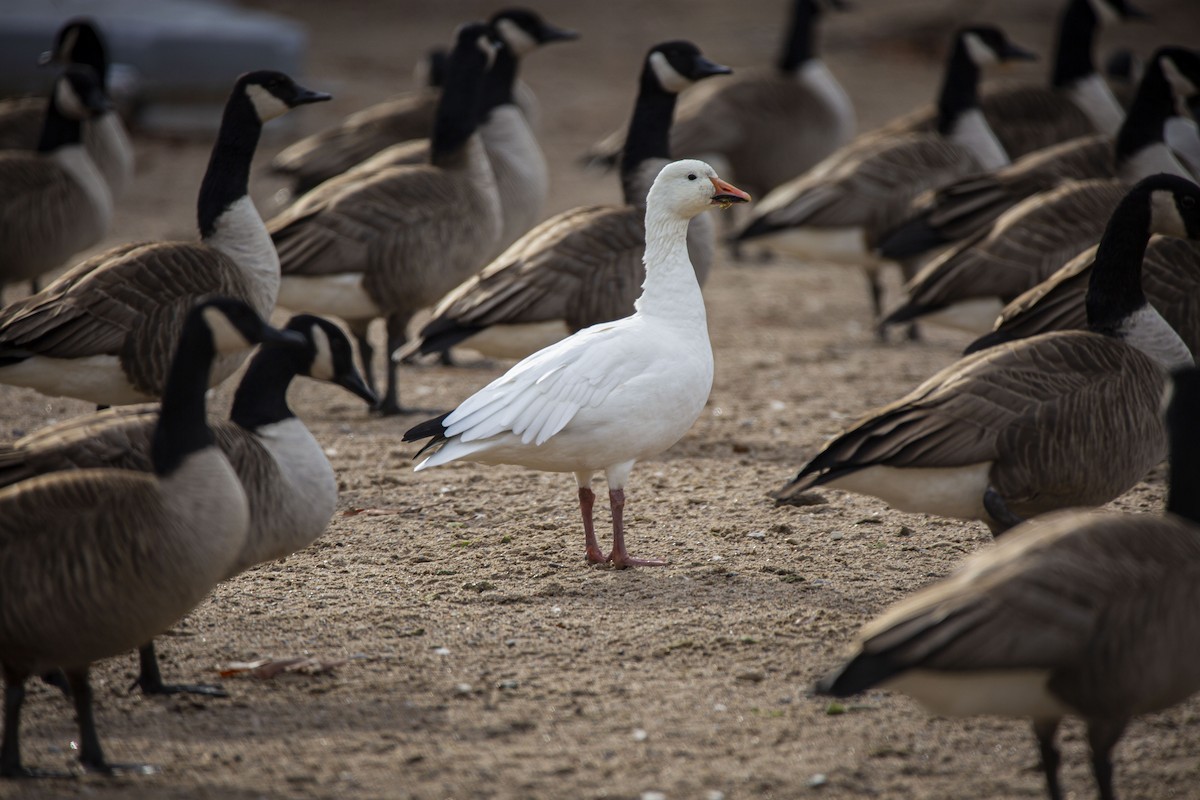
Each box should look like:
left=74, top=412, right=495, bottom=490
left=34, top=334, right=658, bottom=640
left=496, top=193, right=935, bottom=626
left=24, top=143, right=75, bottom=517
left=581, top=0, right=853, bottom=198
left=881, top=49, right=1200, bottom=335
left=879, top=47, right=1200, bottom=263
left=967, top=237, right=1200, bottom=355
left=271, top=23, right=501, bottom=416
left=320, top=11, right=578, bottom=256
left=0, top=297, right=304, bottom=777
left=0, top=71, right=330, bottom=407
left=773, top=175, right=1200, bottom=534
left=0, top=19, right=134, bottom=199
left=0, top=65, right=112, bottom=298
left=881, top=0, right=1146, bottom=159
left=397, top=41, right=731, bottom=363
left=268, top=9, right=565, bottom=196
left=734, top=26, right=1035, bottom=322
left=0, top=314, right=374, bottom=696
left=814, top=365, right=1200, bottom=800
left=404, top=161, right=749, bottom=568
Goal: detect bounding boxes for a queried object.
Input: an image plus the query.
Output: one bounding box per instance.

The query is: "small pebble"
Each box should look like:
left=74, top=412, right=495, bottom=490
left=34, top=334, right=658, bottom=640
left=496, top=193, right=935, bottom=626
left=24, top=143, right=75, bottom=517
left=735, top=670, right=765, bottom=683
left=499, top=679, right=519, bottom=690
left=705, top=792, right=726, bottom=800
left=641, top=792, right=666, bottom=800
left=504, top=639, right=517, bottom=647
left=632, top=729, right=649, bottom=742
left=808, top=774, right=828, bottom=788
left=829, top=532, right=845, bottom=541
left=433, top=647, right=450, bottom=656
left=747, top=530, right=766, bottom=540
left=454, top=683, right=472, bottom=695
left=713, top=703, right=727, bottom=712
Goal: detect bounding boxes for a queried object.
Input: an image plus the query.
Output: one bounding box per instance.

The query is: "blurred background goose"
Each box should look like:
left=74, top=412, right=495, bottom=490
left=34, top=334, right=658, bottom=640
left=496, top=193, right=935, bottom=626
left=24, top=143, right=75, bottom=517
left=0, top=314, right=374, bottom=697
left=815, top=364, right=1200, bottom=800
left=582, top=0, right=854, bottom=200
left=773, top=175, right=1200, bottom=533
left=0, top=18, right=133, bottom=200
left=0, top=71, right=329, bottom=407
left=0, top=298, right=303, bottom=777
left=399, top=40, right=731, bottom=363
left=0, top=65, right=112, bottom=300
left=269, top=8, right=567, bottom=196
left=734, top=26, right=1036, bottom=327
left=271, top=23, right=501, bottom=416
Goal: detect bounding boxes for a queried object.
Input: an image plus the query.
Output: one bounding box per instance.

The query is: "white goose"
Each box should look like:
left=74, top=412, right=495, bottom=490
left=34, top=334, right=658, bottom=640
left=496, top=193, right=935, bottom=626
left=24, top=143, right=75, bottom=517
left=404, top=160, right=750, bottom=568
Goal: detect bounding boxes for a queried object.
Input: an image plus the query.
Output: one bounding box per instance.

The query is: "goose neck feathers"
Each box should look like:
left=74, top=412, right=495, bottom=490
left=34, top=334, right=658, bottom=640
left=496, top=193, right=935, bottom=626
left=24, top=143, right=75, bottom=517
left=198, top=79, right=266, bottom=238
left=776, top=0, right=821, bottom=72
left=38, top=66, right=107, bottom=153
left=1115, top=49, right=1199, bottom=173
left=935, top=32, right=990, bottom=135
left=1052, top=0, right=1104, bottom=88
left=480, top=42, right=518, bottom=116
left=431, top=23, right=493, bottom=166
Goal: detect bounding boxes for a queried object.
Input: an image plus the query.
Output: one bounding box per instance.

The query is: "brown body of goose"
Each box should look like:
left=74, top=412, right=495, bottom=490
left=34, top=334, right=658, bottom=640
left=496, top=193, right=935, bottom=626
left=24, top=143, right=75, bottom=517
left=775, top=175, right=1200, bottom=533
left=399, top=41, right=731, bottom=363
left=814, top=365, right=1200, bottom=800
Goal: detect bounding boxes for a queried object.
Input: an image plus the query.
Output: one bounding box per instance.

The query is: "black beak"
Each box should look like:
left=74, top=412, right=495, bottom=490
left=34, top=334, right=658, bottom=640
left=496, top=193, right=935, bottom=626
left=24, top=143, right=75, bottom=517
left=539, top=23, right=579, bottom=44
left=691, top=55, right=733, bottom=80
left=335, top=369, right=379, bottom=406
left=289, top=85, right=333, bottom=107
left=1001, top=43, right=1038, bottom=62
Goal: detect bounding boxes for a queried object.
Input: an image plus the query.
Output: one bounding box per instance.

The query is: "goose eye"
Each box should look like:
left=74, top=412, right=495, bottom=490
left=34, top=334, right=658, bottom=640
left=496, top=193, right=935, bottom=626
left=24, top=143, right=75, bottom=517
left=687, top=173, right=697, bottom=181
left=1182, top=196, right=1197, bottom=210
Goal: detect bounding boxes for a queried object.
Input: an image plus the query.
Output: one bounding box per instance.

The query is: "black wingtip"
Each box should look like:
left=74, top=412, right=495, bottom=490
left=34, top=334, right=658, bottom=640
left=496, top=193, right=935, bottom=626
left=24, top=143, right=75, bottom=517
left=735, top=216, right=776, bottom=243
left=403, top=411, right=452, bottom=458
left=813, top=654, right=901, bottom=698
left=878, top=217, right=949, bottom=261
left=413, top=320, right=484, bottom=358
left=962, top=328, right=1008, bottom=355
left=879, top=301, right=932, bottom=328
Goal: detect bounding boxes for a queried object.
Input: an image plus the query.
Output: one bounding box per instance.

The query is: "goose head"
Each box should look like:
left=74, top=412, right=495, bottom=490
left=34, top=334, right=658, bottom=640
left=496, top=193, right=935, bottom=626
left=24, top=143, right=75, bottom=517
left=198, top=298, right=306, bottom=355
left=490, top=8, right=578, bottom=57
left=237, top=70, right=331, bottom=124
left=646, top=41, right=732, bottom=94
left=39, top=17, right=106, bottom=72
left=955, top=26, right=1038, bottom=69
left=1154, top=48, right=1200, bottom=120
left=1146, top=173, right=1200, bottom=239
left=54, top=64, right=111, bottom=120
left=647, top=160, right=751, bottom=220
left=285, top=314, right=378, bottom=405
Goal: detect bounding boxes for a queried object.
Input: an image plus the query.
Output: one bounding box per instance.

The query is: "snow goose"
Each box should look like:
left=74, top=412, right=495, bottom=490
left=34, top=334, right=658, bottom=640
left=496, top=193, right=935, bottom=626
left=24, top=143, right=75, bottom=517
left=0, top=65, right=112, bottom=298
left=398, top=40, right=730, bottom=363
left=733, top=26, right=1035, bottom=323
left=879, top=47, right=1200, bottom=264
left=582, top=0, right=854, bottom=198
left=271, top=23, right=502, bottom=416
left=773, top=174, right=1200, bottom=534
left=0, top=19, right=134, bottom=199
left=0, top=71, right=329, bottom=407
left=403, top=160, right=749, bottom=568
left=0, top=314, right=374, bottom=697
left=269, top=9, right=566, bottom=195
left=815, top=365, right=1200, bottom=800
left=0, top=298, right=304, bottom=777
left=881, top=49, right=1200, bottom=334
left=322, top=10, right=578, bottom=257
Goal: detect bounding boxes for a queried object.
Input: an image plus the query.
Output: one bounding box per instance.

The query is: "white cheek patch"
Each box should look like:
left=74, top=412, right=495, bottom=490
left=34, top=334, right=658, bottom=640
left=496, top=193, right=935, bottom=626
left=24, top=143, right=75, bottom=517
left=1160, top=57, right=1199, bottom=118
left=1149, top=190, right=1188, bottom=237
left=649, top=51, right=693, bottom=94
left=202, top=307, right=253, bottom=353
left=494, top=19, right=538, bottom=57
left=245, top=84, right=289, bottom=122
left=55, top=79, right=89, bottom=120
left=1087, top=0, right=1121, bottom=26
left=963, top=33, right=999, bottom=67
left=309, top=325, right=335, bottom=381
left=476, top=35, right=498, bottom=67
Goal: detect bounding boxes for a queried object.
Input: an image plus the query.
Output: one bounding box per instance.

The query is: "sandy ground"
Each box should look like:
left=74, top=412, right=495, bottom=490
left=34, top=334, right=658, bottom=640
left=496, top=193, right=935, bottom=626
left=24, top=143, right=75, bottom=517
left=6, top=0, right=1200, bottom=798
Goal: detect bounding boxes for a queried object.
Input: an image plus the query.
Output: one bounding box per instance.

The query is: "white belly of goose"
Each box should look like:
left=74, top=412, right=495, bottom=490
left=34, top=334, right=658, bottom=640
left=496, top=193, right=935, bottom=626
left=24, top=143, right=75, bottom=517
left=758, top=226, right=871, bottom=265
left=452, top=320, right=573, bottom=360
left=919, top=297, right=1006, bottom=335
left=827, top=462, right=992, bottom=521
left=0, top=354, right=152, bottom=406
left=277, top=273, right=383, bottom=322
left=85, top=111, right=134, bottom=198
left=886, top=669, right=1073, bottom=719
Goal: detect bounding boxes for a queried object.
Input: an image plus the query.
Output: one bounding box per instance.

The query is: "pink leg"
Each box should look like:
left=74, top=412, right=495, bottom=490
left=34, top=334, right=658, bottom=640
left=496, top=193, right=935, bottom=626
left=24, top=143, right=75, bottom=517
left=607, top=488, right=667, bottom=568
left=578, top=487, right=607, bottom=564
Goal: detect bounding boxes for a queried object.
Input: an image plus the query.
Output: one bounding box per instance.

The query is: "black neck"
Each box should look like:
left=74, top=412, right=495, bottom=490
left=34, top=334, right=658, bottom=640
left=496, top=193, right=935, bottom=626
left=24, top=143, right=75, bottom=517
left=1085, top=187, right=1152, bottom=334
left=197, top=85, right=261, bottom=238
left=71, top=32, right=108, bottom=91
left=431, top=42, right=488, bottom=166
left=152, top=318, right=218, bottom=476
left=619, top=66, right=679, bottom=201
left=1114, top=56, right=1173, bottom=163
left=229, top=344, right=310, bottom=430
left=936, top=40, right=982, bottom=135
left=37, top=95, right=84, bottom=152
left=1052, top=0, right=1100, bottom=88
left=1166, top=370, right=1200, bottom=522
left=777, top=0, right=817, bottom=72
left=480, top=45, right=517, bottom=117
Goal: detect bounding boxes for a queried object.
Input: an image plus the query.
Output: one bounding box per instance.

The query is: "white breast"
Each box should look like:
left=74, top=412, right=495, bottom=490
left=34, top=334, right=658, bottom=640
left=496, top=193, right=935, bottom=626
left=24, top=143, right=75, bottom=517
left=798, top=60, right=855, bottom=143
left=949, top=109, right=1009, bottom=172
left=206, top=196, right=280, bottom=315
left=482, top=105, right=548, bottom=251
left=1118, top=141, right=1192, bottom=183
left=51, top=144, right=113, bottom=237
left=1067, top=73, right=1126, bottom=137
left=84, top=111, right=134, bottom=198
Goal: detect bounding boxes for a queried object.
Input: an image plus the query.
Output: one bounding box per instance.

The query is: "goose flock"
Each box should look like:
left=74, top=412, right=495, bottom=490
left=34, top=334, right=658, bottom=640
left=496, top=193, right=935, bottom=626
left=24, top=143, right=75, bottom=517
left=1, top=2, right=1199, bottom=797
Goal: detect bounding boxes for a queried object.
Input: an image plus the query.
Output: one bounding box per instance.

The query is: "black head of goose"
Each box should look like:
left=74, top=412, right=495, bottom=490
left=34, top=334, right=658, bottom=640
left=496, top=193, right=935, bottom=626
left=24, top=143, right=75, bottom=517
left=0, top=64, right=112, bottom=296
left=0, top=297, right=302, bottom=776
left=396, top=41, right=731, bottom=364
left=773, top=175, right=1200, bottom=534
left=0, top=70, right=329, bottom=407
left=813, top=363, right=1200, bottom=800
left=272, top=22, right=502, bottom=416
